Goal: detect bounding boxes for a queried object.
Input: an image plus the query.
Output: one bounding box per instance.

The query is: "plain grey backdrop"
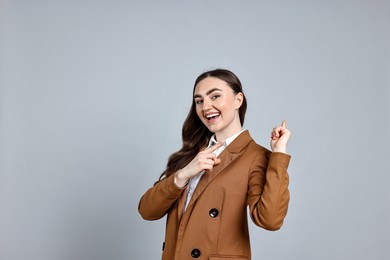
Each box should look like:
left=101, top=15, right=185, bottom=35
left=1, top=0, right=389, bottom=259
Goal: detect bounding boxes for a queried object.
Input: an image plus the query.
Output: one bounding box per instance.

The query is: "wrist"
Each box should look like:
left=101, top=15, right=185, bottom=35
left=273, top=147, right=287, bottom=153
left=174, top=170, right=189, bottom=188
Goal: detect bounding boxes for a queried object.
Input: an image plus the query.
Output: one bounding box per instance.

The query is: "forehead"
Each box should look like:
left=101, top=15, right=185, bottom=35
left=194, top=77, right=231, bottom=95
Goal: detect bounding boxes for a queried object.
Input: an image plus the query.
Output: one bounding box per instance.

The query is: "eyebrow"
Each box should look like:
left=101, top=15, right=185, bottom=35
left=194, top=88, right=223, bottom=99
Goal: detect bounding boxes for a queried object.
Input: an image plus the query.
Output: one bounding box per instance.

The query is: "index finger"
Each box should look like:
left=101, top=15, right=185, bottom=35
left=281, top=120, right=286, bottom=128
left=204, top=141, right=224, bottom=153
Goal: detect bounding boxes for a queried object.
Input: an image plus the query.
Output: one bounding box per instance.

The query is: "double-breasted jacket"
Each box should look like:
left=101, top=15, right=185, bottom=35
left=138, top=130, right=290, bottom=260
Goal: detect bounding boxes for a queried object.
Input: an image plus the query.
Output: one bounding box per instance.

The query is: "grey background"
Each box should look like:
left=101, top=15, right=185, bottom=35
left=0, top=0, right=389, bottom=259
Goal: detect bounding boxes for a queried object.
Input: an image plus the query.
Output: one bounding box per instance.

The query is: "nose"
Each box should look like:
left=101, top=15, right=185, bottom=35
left=202, top=98, right=212, bottom=110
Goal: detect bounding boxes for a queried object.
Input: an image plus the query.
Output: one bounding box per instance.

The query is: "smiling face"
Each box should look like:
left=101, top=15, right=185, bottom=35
left=194, top=77, right=243, bottom=141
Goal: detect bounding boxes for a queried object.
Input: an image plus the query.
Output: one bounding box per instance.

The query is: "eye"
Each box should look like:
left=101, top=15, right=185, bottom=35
left=195, top=99, right=203, bottom=105
left=211, top=95, right=220, bottom=100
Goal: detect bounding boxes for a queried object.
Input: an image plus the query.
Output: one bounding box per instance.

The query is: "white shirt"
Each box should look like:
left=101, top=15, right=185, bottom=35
left=183, top=129, right=246, bottom=211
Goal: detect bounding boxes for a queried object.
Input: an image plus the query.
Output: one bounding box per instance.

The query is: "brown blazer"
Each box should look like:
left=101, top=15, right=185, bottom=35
left=138, top=130, right=290, bottom=260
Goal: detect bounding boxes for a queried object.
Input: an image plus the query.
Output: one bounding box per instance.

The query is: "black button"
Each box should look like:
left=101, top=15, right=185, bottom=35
left=191, top=248, right=201, bottom=258
left=209, top=208, right=219, bottom=218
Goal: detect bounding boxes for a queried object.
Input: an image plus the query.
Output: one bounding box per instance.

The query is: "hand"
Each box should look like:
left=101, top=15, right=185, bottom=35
left=175, top=142, right=223, bottom=187
left=270, top=120, right=291, bottom=153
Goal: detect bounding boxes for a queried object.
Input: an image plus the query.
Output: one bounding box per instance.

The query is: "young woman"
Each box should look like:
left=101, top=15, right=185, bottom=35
left=138, top=69, right=291, bottom=260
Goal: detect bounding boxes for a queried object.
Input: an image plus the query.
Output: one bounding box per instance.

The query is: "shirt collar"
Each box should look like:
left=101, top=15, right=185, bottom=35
left=208, top=129, right=246, bottom=148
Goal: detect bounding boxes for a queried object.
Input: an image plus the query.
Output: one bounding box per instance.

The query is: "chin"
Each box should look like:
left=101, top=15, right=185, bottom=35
left=206, top=125, right=222, bottom=134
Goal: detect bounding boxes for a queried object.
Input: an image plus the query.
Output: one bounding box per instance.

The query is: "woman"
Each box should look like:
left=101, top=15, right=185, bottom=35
left=138, top=69, right=291, bottom=260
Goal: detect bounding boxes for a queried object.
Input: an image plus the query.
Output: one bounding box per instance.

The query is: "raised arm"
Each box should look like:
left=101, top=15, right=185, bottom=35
left=247, top=152, right=290, bottom=230
left=247, top=120, right=292, bottom=230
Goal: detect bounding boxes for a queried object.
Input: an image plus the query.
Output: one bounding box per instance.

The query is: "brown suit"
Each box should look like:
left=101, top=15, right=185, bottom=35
left=138, top=130, right=290, bottom=260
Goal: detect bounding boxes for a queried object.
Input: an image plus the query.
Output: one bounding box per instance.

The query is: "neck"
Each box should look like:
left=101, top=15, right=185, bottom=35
left=215, top=123, right=242, bottom=142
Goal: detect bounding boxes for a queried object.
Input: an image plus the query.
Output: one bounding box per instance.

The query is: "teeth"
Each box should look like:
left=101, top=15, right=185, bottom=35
left=206, top=113, right=219, bottom=119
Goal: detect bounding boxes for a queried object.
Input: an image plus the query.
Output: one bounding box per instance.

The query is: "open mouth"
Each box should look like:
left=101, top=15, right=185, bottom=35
left=205, top=112, right=220, bottom=122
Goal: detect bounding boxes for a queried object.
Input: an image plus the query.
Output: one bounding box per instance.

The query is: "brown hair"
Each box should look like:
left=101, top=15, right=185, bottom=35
left=158, top=69, right=247, bottom=181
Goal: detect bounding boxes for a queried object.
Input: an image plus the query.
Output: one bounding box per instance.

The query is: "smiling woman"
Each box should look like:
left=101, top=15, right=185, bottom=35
left=194, top=78, right=243, bottom=140
left=138, top=69, right=292, bottom=260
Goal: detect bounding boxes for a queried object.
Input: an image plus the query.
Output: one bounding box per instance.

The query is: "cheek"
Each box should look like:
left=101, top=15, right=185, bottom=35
left=195, top=107, right=203, bottom=119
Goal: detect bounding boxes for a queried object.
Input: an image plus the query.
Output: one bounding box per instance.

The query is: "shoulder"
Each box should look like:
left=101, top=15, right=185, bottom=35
left=248, top=139, right=270, bottom=154
left=228, top=130, right=271, bottom=161
left=243, top=131, right=271, bottom=157
left=245, top=139, right=271, bottom=166
left=227, top=131, right=270, bottom=170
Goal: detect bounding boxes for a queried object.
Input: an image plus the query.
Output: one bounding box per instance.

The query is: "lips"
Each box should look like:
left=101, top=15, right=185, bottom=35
left=205, top=112, right=220, bottom=122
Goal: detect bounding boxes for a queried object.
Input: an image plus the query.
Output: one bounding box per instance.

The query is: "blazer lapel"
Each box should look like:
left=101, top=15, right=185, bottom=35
left=184, top=130, right=253, bottom=212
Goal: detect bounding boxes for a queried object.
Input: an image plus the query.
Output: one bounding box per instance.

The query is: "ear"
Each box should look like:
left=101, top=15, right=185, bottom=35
left=234, top=92, right=244, bottom=109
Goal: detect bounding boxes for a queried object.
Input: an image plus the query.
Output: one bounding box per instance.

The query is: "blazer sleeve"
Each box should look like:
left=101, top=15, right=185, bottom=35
left=247, top=151, right=291, bottom=231
left=138, top=173, right=186, bottom=220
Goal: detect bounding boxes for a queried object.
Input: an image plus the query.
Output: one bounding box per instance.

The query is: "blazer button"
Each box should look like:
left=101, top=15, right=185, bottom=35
left=209, top=208, right=219, bottom=218
left=191, top=248, right=201, bottom=258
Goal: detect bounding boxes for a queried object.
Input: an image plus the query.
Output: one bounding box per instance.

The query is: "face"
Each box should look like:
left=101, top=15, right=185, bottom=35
left=194, top=77, right=243, bottom=141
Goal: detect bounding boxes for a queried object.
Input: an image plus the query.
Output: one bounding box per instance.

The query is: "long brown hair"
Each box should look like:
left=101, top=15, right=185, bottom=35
left=158, top=69, right=247, bottom=181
